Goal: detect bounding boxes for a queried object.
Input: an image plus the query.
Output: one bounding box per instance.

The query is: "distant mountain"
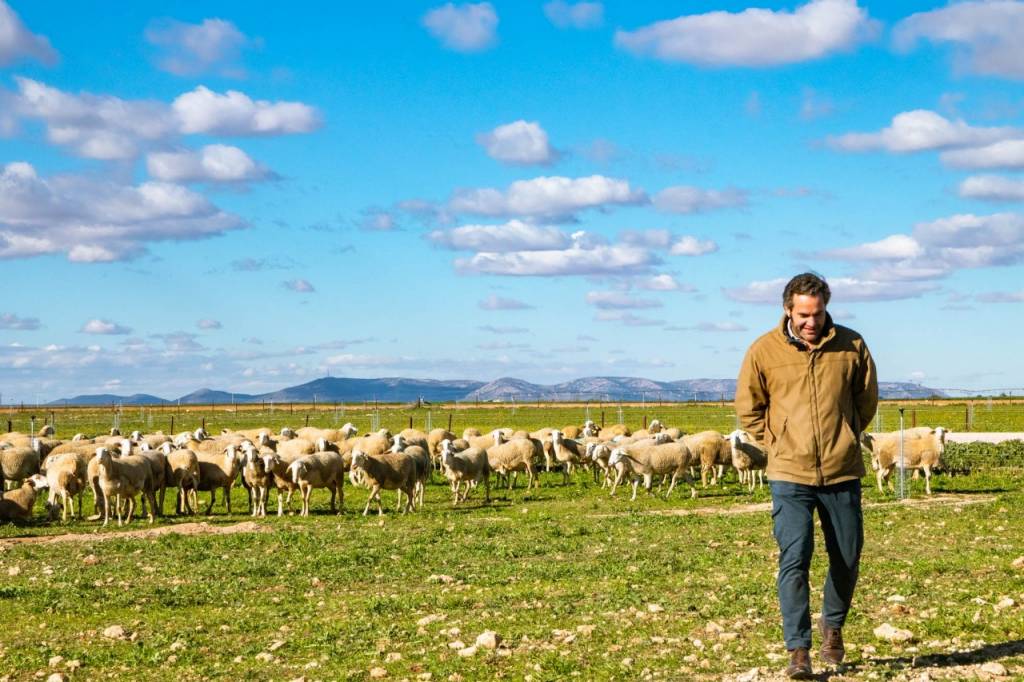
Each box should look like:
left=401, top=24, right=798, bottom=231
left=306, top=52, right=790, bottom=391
left=177, top=389, right=258, bottom=405
left=47, top=376, right=947, bottom=405
left=257, top=377, right=486, bottom=403
left=46, top=393, right=169, bottom=406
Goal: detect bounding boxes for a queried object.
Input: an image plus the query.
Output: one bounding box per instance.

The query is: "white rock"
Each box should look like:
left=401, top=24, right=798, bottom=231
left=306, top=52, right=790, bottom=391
left=887, top=595, right=907, bottom=603
left=457, top=646, right=477, bottom=658
left=385, top=652, right=402, bottom=663
left=873, top=623, right=914, bottom=643
left=169, top=641, right=185, bottom=652
left=980, top=662, right=1007, bottom=677
left=1011, top=556, right=1024, bottom=570
left=417, top=614, right=445, bottom=627
left=7, top=566, right=20, bottom=577
left=369, top=667, right=388, bottom=679
left=102, top=625, right=126, bottom=640
left=995, top=597, right=1015, bottom=610
left=475, top=631, right=502, bottom=650
left=447, top=641, right=465, bottom=650
left=255, top=652, right=275, bottom=663
left=47, top=656, right=64, bottom=668
left=646, top=603, right=664, bottom=613
left=736, top=669, right=761, bottom=682
left=268, top=640, right=285, bottom=652
left=46, top=674, right=67, bottom=682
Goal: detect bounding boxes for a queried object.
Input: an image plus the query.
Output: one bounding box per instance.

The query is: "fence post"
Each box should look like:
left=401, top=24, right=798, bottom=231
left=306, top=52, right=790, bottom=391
left=965, top=404, right=970, bottom=431
left=643, top=415, right=647, bottom=429
left=601, top=410, right=605, bottom=428
left=408, top=416, right=413, bottom=429
left=305, top=414, right=310, bottom=427
left=170, top=416, right=175, bottom=434
left=911, top=409, right=916, bottom=428
left=6, top=420, right=10, bottom=433
left=447, top=413, right=453, bottom=433
left=202, top=417, right=206, bottom=431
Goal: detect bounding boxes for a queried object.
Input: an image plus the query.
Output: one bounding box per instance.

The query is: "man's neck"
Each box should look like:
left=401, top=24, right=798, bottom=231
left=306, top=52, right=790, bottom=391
left=787, top=319, right=812, bottom=349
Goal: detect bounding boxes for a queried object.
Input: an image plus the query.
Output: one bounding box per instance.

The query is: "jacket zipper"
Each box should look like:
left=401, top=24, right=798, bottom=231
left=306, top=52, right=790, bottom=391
left=809, top=351, right=823, bottom=486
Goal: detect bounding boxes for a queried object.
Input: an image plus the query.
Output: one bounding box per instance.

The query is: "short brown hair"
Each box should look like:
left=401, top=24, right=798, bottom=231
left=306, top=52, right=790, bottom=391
left=783, top=272, right=830, bottom=309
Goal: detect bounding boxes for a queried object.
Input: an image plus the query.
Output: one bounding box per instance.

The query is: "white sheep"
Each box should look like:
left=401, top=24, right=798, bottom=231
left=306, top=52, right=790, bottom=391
left=550, top=430, right=587, bottom=484
left=486, top=437, right=541, bottom=490
left=94, top=447, right=156, bottom=527
left=0, top=474, right=49, bottom=522
left=42, top=452, right=88, bottom=521
left=609, top=442, right=697, bottom=500
left=350, top=449, right=417, bottom=516
left=863, top=427, right=948, bottom=495
left=439, top=440, right=490, bottom=505
left=287, top=451, right=345, bottom=516
left=727, top=430, right=767, bottom=492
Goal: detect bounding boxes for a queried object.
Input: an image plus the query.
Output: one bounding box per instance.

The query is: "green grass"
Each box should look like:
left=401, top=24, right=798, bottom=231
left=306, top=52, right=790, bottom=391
left=1, top=466, right=1022, bottom=681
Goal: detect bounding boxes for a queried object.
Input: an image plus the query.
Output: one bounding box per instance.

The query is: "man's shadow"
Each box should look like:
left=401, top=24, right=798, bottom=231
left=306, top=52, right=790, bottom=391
left=815, top=639, right=1024, bottom=680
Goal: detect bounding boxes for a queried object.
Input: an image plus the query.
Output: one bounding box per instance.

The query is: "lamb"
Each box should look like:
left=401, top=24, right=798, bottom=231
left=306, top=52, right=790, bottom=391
left=683, top=430, right=731, bottom=487
left=287, top=451, right=345, bottom=516
left=550, top=430, right=587, bottom=484
left=350, top=449, right=418, bottom=516
left=1, top=439, right=41, bottom=489
left=863, top=427, right=948, bottom=495
left=586, top=441, right=615, bottom=487
left=727, top=430, right=767, bottom=492
left=239, top=443, right=275, bottom=517
left=162, top=444, right=200, bottom=515
left=439, top=440, right=490, bottom=504
left=123, top=439, right=168, bottom=518
left=264, top=450, right=306, bottom=516
left=196, top=445, right=244, bottom=515
left=486, top=437, right=541, bottom=490
left=94, top=447, right=157, bottom=527
left=390, top=435, right=431, bottom=509
left=0, top=474, right=49, bottom=522
left=608, top=442, right=697, bottom=500
left=42, top=452, right=89, bottom=521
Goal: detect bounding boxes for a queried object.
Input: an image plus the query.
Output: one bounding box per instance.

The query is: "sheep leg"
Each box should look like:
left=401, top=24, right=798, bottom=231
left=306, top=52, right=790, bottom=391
left=302, top=484, right=312, bottom=516
left=157, top=485, right=166, bottom=518
left=102, top=494, right=111, bottom=527
left=665, top=473, right=678, bottom=499
left=483, top=473, right=490, bottom=503
left=206, top=489, right=216, bottom=516
left=610, top=470, right=622, bottom=497
left=923, top=465, right=932, bottom=495
left=336, top=479, right=344, bottom=513
left=402, top=485, right=414, bottom=513
left=225, top=486, right=232, bottom=515
left=362, top=485, right=377, bottom=516
left=145, top=489, right=156, bottom=523
left=630, top=477, right=640, bottom=501
left=716, top=464, right=725, bottom=485
left=876, top=469, right=885, bottom=494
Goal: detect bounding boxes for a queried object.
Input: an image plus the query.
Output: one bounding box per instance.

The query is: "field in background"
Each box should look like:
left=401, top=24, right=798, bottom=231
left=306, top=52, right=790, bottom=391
left=6, top=399, right=1024, bottom=439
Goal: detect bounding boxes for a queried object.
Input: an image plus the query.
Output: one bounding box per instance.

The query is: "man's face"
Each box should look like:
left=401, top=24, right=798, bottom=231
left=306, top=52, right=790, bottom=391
left=786, top=293, right=827, bottom=345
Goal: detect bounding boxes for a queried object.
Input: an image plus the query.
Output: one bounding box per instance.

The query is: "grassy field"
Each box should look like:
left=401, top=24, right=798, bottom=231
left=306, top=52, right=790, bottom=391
left=1, top=460, right=1022, bottom=680
left=5, top=399, right=1024, bottom=441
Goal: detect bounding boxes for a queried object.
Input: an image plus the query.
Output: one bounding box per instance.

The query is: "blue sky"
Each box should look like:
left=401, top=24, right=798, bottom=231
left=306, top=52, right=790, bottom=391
left=1, top=0, right=1023, bottom=402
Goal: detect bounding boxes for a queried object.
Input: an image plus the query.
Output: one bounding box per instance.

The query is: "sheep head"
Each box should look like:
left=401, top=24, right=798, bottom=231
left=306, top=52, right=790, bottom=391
left=585, top=442, right=597, bottom=460
left=160, top=442, right=173, bottom=456
left=287, top=460, right=306, bottom=485
left=280, top=427, right=296, bottom=439
left=390, top=434, right=405, bottom=453
left=130, top=430, right=142, bottom=441
left=351, top=449, right=368, bottom=470
left=27, top=474, right=48, bottom=490
left=341, top=423, right=357, bottom=439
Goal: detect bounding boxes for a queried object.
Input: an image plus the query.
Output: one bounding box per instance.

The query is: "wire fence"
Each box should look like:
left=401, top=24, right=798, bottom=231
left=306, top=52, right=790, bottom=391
left=4, top=399, right=1022, bottom=470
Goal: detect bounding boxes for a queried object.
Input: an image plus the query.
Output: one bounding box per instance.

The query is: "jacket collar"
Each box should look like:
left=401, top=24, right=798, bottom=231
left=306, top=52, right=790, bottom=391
left=778, top=313, right=836, bottom=351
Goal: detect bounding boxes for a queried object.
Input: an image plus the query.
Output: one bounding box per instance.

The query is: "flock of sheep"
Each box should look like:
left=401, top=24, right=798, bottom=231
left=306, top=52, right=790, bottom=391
left=0, top=418, right=950, bottom=525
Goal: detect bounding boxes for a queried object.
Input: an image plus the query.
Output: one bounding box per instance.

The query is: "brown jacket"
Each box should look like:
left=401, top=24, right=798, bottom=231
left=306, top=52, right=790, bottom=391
left=735, top=314, right=878, bottom=486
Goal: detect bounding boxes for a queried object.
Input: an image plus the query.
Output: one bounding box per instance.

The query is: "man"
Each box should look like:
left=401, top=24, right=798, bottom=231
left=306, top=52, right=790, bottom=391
left=735, top=273, right=878, bottom=680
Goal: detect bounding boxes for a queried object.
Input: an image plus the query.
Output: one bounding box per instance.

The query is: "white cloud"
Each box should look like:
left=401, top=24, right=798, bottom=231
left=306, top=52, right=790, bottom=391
left=976, top=290, right=1024, bottom=303
left=614, top=0, right=876, bottom=67
left=146, top=144, right=273, bottom=183
left=893, top=1, right=1024, bottom=80
left=283, top=279, right=315, bottom=293
left=959, top=175, right=1024, bottom=202
left=13, top=77, right=177, bottom=160
left=478, top=294, right=533, bottom=310
left=829, top=110, right=1018, bottom=153
left=653, top=185, right=747, bottom=214
left=942, top=139, right=1024, bottom=169
left=427, top=220, right=571, bottom=251
left=0, top=312, right=40, bottom=330
left=197, top=319, right=222, bottom=330
left=145, top=18, right=253, bottom=77
left=422, top=2, right=498, bottom=52
left=478, top=324, right=529, bottom=334
left=543, top=1, right=603, bottom=29
left=820, top=234, right=924, bottom=260
left=0, top=162, right=243, bottom=262
left=594, top=311, right=663, bottom=326
left=324, top=353, right=402, bottom=367
left=455, top=232, right=659, bottom=276
left=10, top=79, right=320, bottom=161
left=477, top=120, right=557, bottom=165
left=635, top=274, right=690, bottom=291
left=669, top=236, right=718, bottom=256
left=449, top=175, right=646, bottom=219
left=723, top=276, right=939, bottom=304
left=585, top=291, right=662, bottom=310
left=0, top=0, right=57, bottom=67
left=666, top=321, right=748, bottom=332
left=172, top=85, right=321, bottom=136
left=800, top=87, right=834, bottom=120
left=81, top=319, right=132, bottom=335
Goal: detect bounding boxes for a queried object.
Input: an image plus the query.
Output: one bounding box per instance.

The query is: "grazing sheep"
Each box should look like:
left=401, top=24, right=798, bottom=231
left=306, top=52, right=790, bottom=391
left=605, top=435, right=674, bottom=495
left=683, top=430, right=731, bottom=487
left=466, top=430, right=505, bottom=452
left=462, top=428, right=481, bottom=440
left=390, top=436, right=431, bottom=509
left=196, top=446, right=244, bottom=515
left=486, top=437, right=541, bottom=490
left=586, top=442, right=615, bottom=488
left=0, top=474, right=49, bottom=522
left=550, top=430, right=588, bottom=484
left=94, top=447, right=156, bottom=527
left=598, top=424, right=631, bottom=441
left=1, top=440, right=41, bottom=490
left=287, top=451, right=345, bottom=516
left=350, top=449, right=417, bottom=516
left=124, top=439, right=168, bottom=518
left=529, top=428, right=556, bottom=471
left=37, top=425, right=55, bottom=438
left=42, top=452, right=88, bottom=521
left=561, top=425, right=582, bottom=439
left=348, top=432, right=393, bottom=456
left=427, top=428, right=457, bottom=460
left=439, top=440, right=490, bottom=504
left=609, top=442, right=697, bottom=500
left=863, top=427, right=948, bottom=495
left=274, top=436, right=317, bottom=460
left=728, top=430, right=767, bottom=492
left=163, top=444, right=200, bottom=515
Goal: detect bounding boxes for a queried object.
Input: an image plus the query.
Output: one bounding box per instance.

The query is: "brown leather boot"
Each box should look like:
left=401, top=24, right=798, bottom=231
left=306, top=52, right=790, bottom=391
left=785, top=647, right=814, bottom=679
left=819, top=619, right=845, bottom=665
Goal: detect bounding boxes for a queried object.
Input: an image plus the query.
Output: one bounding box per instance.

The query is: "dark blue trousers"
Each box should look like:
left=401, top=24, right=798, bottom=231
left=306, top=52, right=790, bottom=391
left=769, top=479, right=863, bottom=650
